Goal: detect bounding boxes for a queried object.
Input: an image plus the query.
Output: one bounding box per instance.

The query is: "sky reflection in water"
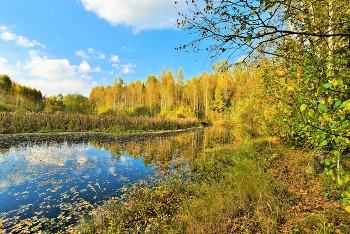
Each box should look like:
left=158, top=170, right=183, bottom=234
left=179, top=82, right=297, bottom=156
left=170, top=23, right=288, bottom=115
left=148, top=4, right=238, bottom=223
left=0, top=142, right=154, bottom=223
left=0, top=127, right=234, bottom=231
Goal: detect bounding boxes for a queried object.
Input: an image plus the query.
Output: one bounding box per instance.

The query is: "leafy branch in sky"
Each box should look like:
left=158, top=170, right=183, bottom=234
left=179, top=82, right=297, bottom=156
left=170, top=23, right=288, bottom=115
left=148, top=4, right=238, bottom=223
left=176, top=0, right=350, bottom=63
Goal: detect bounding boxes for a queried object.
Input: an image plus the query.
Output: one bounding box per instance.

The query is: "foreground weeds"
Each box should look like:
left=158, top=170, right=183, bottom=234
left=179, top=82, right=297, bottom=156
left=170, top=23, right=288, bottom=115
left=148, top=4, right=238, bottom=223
left=177, top=145, right=281, bottom=233
left=77, top=164, right=195, bottom=233
left=75, top=138, right=350, bottom=233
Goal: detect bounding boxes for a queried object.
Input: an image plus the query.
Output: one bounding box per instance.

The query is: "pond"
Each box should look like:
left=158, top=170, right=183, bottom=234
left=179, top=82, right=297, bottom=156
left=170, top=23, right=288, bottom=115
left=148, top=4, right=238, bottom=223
left=0, top=127, right=234, bottom=232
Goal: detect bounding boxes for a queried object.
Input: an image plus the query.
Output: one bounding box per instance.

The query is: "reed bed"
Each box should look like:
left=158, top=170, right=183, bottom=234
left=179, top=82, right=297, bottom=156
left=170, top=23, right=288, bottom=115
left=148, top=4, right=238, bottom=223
left=0, top=112, right=199, bottom=134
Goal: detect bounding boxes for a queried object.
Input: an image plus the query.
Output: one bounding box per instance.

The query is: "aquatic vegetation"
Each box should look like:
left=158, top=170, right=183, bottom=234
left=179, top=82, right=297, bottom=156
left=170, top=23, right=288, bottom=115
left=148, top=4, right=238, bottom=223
left=0, top=112, right=199, bottom=134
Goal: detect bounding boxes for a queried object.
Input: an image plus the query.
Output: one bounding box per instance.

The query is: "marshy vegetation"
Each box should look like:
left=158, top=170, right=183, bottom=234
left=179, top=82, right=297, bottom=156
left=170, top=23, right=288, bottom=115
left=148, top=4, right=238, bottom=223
left=0, top=112, right=199, bottom=134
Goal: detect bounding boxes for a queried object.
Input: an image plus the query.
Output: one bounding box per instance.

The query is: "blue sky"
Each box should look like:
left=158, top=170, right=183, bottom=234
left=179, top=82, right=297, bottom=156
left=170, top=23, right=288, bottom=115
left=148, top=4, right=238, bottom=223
left=0, top=0, right=214, bottom=97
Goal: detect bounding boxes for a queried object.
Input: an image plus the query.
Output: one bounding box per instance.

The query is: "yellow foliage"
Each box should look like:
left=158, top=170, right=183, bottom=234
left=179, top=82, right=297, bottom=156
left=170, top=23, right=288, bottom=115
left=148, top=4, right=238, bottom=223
left=287, top=86, right=294, bottom=91
left=345, top=102, right=350, bottom=112
left=337, top=178, right=343, bottom=186
left=345, top=206, right=350, bottom=213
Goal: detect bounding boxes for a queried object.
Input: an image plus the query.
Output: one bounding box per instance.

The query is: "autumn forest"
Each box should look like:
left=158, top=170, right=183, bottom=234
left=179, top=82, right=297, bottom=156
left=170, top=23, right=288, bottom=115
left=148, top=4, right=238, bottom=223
left=0, top=59, right=276, bottom=135
left=1, top=0, right=350, bottom=232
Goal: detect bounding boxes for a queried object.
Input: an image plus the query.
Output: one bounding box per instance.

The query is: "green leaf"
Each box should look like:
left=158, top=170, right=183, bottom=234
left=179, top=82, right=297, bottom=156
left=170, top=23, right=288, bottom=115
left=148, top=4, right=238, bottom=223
left=335, top=78, right=344, bottom=86
left=334, top=150, right=341, bottom=157
left=300, top=104, right=307, bottom=112
left=318, top=104, right=328, bottom=113
left=326, top=69, right=335, bottom=77
left=325, top=159, right=330, bottom=166
left=339, top=101, right=348, bottom=109
left=335, top=100, right=342, bottom=108
left=331, top=121, right=338, bottom=128
left=319, top=140, right=328, bottom=147
left=323, top=83, right=332, bottom=89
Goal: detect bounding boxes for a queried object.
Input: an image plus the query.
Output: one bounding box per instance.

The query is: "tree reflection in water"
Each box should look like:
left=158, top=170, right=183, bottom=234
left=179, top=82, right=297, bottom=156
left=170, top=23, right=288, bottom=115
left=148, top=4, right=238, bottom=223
left=0, top=126, right=235, bottom=232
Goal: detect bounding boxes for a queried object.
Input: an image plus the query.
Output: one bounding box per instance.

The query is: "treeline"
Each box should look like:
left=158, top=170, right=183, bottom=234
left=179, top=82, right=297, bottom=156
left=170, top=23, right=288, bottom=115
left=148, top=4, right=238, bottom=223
left=0, top=74, right=43, bottom=112
left=88, top=60, right=279, bottom=135
left=0, top=60, right=280, bottom=134
left=1, top=60, right=283, bottom=137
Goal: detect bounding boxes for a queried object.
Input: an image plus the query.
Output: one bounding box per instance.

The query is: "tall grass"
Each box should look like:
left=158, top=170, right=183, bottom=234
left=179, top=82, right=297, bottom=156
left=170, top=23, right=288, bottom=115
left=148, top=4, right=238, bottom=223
left=0, top=112, right=199, bottom=134
left=77, top=141, right=283, bottom=233
left=176, top=145, right=282, bottom=233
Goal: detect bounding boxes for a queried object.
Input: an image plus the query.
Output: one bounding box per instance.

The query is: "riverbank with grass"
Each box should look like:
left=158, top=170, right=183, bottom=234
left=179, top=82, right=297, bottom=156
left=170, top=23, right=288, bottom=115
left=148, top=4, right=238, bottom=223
left=0, top=112, right=199, bottom=134
left=75, top=137, right=350, bottom=234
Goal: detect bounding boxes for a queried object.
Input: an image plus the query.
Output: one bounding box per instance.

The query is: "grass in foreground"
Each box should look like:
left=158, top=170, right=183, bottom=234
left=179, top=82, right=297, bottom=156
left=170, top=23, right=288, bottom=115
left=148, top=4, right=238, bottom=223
left=75, top=138, right=350, bottom=233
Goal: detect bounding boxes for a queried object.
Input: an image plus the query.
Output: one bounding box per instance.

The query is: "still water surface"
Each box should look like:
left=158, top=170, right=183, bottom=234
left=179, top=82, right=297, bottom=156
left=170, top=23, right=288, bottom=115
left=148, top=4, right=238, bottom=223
left=0, top=127, right=234, bottom=231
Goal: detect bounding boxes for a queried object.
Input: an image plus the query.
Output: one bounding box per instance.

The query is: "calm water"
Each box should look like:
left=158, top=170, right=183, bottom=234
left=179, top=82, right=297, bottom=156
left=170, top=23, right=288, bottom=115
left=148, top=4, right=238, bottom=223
left=0, top=127, right=234, bottom=231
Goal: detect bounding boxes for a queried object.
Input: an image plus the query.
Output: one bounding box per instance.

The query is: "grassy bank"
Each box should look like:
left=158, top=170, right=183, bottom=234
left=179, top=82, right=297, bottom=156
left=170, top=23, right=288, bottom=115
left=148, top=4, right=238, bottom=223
left=0, top=112, right=199, bottom=134
left=73, top=138, right=350, bottom=233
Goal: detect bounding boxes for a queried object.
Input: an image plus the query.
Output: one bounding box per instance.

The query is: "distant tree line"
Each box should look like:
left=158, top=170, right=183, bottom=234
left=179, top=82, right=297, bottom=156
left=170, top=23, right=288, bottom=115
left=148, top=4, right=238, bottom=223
left=0, top=60, right=278, bottom=136
left=0, top=74, right=44, bottom=111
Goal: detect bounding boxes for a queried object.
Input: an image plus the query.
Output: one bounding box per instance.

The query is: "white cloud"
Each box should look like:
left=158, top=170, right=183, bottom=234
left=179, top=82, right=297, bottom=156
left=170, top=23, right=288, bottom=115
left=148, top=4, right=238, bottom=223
left=0, top=46, right=95, bottom=96
left=120, top=63, right=136, bottom=74
left=108, top=167, right=117, bottom=176
left=0, top=57, right=7, bottom=63
left=1, top=31, right=16, bottom=41
left=98, top=52, right=106, bottom=59
left=77, top=48, right=106, bottom=59
left=20, top=51, right=78, bottom=81
left=0, top=25, right=8, bottom=31
left=122, top=46, right=134, bottom=52
left=21, top=145, right=75, bottom=166
left=111, top=62, right=136, bottom=74
left=76, top=49, right=90, bottom=59
left=92, top=65, right=101, bottom=72
left=102, top=77, right=107, bottom=81
left=110, top=55, right=120, bottom=63
left=80, top=0, right=185, bottom=33
left=235, top=54, right=248, bottom=63
left=12, top=50, right=96, bottom=96
left=78, top=60, right=91, bottom=73
left=16, top=36, right=45, bottom=48
left=0, top=25, right=45, bottom=48
left=0, top=56, right=27, bottom=79
left=28, top=50, right=40, bottom=58
left=21, top=78, right=93, bottom=96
